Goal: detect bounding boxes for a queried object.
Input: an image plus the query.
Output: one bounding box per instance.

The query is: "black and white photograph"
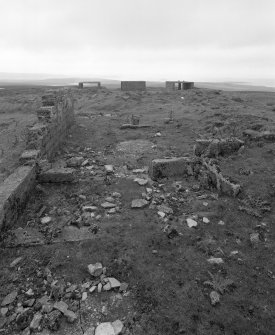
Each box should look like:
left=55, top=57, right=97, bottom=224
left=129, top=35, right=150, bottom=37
left=0, top=1, right=274, bottom=334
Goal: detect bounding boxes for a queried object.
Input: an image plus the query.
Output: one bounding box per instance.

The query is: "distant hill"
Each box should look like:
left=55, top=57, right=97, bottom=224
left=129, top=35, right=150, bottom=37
left=0, top=73, right=274, bottom=92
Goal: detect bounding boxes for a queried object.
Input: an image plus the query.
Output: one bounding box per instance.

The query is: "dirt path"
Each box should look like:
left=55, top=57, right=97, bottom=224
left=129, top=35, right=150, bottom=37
left=0, top=88, right=275, bottom=335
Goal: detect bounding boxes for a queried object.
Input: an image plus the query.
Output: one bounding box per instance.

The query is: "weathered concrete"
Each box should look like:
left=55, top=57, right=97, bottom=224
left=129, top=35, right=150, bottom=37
left=78, top=82, right=101, bottom=89
left=0, top=166, right=36, bottom=230
left=38, top=168, right=75, bottom=183
left=203, top=160, right=241, bottom=197
left=166, top=81, right=194, bottom=90
left=121, top=81, right=146, bottom=91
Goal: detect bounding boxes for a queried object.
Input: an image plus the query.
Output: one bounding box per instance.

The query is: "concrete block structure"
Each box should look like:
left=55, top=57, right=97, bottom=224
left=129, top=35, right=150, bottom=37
left=0, top=90, right=75, bottom=231
left=166, top=81, right=194, bottom=91
left=121, top=81, right=146, bottom=91
left=78, top=82, right=101, bottom=89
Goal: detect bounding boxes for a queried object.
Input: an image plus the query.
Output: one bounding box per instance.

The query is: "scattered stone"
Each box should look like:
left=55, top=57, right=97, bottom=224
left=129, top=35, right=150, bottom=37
left=0, top=307, right=8, bottom=316
left=119, top=283, right=128, bottom=292
left=63, top=309, right=77, bottom=323
left=186, top=218, right=198, bottom=228
left=112, top=320, right=124, bottom=335
left=203, top=217, right=210, bottom=223
left=89, top=286, right=97, bottom=293
left=23, top=299, right=35, bottom=307
left=98, top=283, right=102, bottom=293
left=131, top=199, right=149, bottom=208
left=103, top=282, right=112, bottom=291
left=10, top=257, right=23, bottom=268
left=95, top=322, right=115, bottom=335
left=218, top=220, right=225, bottom=225
left=112, top=192, right=121, bottom=198
left=41, top=302, right=53, bottom=313
left=53, top=301, right=68, bottom=314
left=107, top=208, right=116, bottom=214
left=105, top=165, right=114, bottom=174
left=1, top=290, right=17, bottom=306
left=207, top=257, right=224, bottom=265
left=88, top=263, right=103, bottom=277
left=134, top=178, right=148, bottom=186
left=101, top=202, right=116, bottom=209
left=107, top=278, right=121, bottom=289
left=30, top=312, right=43, bottom=331
left=25, top=288, right=34, bottom=297
left=210, top=291, right=220, bottom=306
left=82, top=292, right=88, bottom=301
left=83, top=206, right=98, bottom=212
left=21, top=327, right=31, bottom=335
left=41, top=216, right=52, bottom=224
left=157, top=204, right=173, bottom=214
left=158, top=211, right=166, bottom=218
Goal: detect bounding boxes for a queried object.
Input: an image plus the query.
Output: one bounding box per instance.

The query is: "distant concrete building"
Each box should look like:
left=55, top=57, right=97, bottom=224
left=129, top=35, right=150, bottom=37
left=166, top=81, right=194, bottom=91
left=121, top=81, right=146, bottom=91
left=78, top=82, right=101, bottom=89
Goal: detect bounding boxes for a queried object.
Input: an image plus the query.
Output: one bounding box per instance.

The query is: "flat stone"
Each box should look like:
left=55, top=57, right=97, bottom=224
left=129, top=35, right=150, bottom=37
left=53, top=301, right=68, bottom=314
left=107, top=208, right=116, bottom=214
left=63, top=309, right=77, bottom=323
left=95, top=322, right=115, bottom=335
left=1, top=290, right=17, bottom=306
left=38, top=168, right=75, bottom=183
left=23, top=298, right=35, bottom=307
left=10, top=257, right=23, bottom=268
left=134, top=178, right=148, bottom=186
left=82, top=206, right=98, bottom=212
left=107, top=277, right=121, bottom=289
left=66, top=156, right=84, bottom=167
left=53, top=226, right=96, bottom=242
left=11, top=227, right=45, bottom=246
left=207, top=257, right=224, bottom=265
left=112, top=320, right=124, bottom=335
left=30, top=312, right=43, bottom=330
left=131, top=199, right=149, bottom=208
left=41, top=216, right=52, bottom=224
left=101, top=202, right=116, bottom=209
left=88, top=263, right=103, bottom=277
left=20, top=149, right=40, bottom=162
left=186, top=218, right=198, bottom=228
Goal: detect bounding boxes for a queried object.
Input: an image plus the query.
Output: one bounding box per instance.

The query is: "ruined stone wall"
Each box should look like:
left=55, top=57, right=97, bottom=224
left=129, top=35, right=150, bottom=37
left=0, top=90, right=74, bottom=231
left=121, top=81, right=146, bottom=91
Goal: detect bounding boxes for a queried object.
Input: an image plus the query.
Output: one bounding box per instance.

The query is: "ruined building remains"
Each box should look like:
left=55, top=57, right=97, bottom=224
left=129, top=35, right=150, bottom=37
left=166, top=81, right=194, bottom=90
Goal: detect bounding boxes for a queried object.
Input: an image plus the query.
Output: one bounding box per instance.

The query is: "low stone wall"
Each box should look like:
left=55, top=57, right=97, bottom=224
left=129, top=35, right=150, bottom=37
left=0, top=90, right=74, bottom=231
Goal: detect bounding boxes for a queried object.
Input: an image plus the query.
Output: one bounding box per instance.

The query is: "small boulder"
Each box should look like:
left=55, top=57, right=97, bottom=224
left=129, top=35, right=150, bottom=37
left=88, top=263, right=103, bottom=277
left=131, top=199, right=149, bottom=209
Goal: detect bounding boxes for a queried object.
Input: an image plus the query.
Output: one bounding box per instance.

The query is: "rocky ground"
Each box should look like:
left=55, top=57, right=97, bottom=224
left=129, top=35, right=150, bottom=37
left=0, top=86, right=275, bottom=334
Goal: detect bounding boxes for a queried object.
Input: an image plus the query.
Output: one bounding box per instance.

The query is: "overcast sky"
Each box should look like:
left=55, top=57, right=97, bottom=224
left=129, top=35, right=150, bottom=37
left=0, top=0, right=274, bottom=82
